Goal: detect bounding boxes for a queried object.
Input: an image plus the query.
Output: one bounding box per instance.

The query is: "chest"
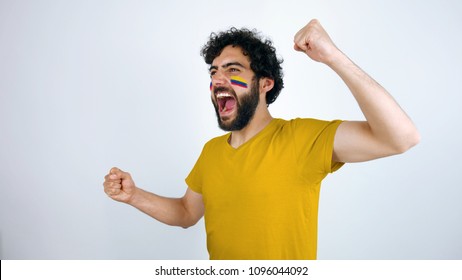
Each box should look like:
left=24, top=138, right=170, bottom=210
left=200, top=139, right=305, bottom=206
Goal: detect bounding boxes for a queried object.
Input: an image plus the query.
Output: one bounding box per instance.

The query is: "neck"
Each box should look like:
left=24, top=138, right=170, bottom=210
left=229, top=106, right=273, bottom=149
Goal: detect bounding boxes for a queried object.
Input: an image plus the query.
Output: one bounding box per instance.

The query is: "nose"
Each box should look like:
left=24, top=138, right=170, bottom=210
left=211, top=70, right=228, bottom=87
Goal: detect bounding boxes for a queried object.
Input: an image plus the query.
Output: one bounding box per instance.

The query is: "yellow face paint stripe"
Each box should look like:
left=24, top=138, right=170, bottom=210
left=230, top=76, right=248, bottom=88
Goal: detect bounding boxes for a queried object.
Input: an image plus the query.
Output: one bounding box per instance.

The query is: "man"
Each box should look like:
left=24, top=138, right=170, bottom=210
left=103, top=19, right=420, bottom=259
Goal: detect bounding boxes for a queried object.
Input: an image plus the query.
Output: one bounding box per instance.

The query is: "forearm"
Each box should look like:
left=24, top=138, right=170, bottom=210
left=127, top=188, right=195, bottom=228
left=327, top=51, right=420, bottom=152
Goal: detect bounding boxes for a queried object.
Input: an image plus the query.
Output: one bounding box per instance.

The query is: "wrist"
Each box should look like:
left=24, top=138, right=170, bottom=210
left=324, top=48, right=348, bottom=68
left=125, top=186, right=142, bottom=206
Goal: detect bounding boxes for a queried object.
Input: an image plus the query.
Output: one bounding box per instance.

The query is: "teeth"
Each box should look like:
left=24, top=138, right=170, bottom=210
left=216, top=92, right=233, bottom=99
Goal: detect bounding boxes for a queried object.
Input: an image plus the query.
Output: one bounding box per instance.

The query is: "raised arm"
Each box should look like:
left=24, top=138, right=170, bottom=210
left=294, top=19, right=420, bottom=163
left=103, top=167, right=204, bottom=228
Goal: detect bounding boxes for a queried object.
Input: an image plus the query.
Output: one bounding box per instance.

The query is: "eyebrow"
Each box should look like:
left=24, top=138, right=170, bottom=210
left=209, top=62, right=246, bottom=72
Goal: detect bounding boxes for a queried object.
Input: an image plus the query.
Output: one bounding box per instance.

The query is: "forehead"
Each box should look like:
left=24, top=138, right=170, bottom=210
left=211, top=45, right=250, bottom=67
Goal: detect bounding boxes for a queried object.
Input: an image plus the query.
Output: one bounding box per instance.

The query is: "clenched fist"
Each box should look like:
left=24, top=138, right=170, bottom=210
left=293, top=19, right=341, bottom=65
left=103, top=167, right=137, bottom=203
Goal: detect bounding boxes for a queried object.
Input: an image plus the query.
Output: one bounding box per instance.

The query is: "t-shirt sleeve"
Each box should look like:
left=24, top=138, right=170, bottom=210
left=185, top=145, right=206, bottom=194
left=290, top=118, right=344, bottom=178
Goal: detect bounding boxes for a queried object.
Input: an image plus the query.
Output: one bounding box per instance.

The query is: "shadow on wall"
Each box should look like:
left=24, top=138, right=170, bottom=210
left=0, top=232, right=3, bottom=259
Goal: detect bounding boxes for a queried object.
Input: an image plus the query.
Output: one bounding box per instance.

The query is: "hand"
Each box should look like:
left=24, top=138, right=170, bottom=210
left=103, top=167, right=137, bottom=203
left=293, top=19, right=340, bottom=65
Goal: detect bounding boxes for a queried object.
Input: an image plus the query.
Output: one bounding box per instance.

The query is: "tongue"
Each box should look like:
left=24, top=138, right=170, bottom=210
left=224, top=98, right=236, bottom=111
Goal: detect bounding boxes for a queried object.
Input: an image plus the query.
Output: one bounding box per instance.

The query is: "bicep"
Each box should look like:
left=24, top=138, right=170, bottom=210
left=181, top=188, right=205, bottom=226
left=333, top=121, right=397, bottom=163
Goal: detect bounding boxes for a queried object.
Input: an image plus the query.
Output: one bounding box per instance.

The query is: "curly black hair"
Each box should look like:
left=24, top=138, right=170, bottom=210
left=201, top=27, right=284, bottom=105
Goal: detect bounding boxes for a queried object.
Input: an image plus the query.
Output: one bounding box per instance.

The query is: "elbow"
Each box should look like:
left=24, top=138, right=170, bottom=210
left=179, top=213, right=201, bottom=229
left=181, top=221, right=192, bottom=229
left=180, top=219, right=198, bottom=229
left=392, top=129, right=421, bottom=154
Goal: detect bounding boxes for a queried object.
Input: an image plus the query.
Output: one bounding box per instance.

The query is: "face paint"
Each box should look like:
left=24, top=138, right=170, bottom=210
left=210, top=76, right=248, bottom=91
left=230, top=76, right=248, bottom=88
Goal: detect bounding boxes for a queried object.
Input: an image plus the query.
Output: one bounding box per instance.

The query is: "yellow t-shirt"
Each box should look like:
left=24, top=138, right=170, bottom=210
left=185, top=118, right=344, bottom=260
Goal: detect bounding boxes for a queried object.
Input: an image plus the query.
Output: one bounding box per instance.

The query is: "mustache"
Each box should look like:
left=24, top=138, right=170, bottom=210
left=213, top=86, right=236, bottom=96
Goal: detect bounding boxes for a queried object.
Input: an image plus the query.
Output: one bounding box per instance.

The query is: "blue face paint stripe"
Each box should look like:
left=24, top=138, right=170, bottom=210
left=230, top=80, right=248, bottom=88
left=230, top=76, right=248, bottom=88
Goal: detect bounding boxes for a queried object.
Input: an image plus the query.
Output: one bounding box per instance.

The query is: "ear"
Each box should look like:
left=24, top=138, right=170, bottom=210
left=259, top=77, right=274, bottom=96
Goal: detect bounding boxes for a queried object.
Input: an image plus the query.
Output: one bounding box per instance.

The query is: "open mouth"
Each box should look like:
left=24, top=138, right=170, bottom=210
left=216, top=92, right=237, bottom=115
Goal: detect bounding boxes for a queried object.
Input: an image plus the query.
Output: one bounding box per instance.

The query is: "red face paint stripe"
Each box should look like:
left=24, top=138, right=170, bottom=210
left=230, top=76, right=248, bottom=88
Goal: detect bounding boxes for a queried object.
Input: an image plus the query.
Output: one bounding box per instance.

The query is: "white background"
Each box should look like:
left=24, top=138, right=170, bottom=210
left=1, top=0, right=461, bottom=259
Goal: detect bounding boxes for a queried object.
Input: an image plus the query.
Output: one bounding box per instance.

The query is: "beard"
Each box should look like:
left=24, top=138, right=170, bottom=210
left=212, top=80, right=260, bottom=132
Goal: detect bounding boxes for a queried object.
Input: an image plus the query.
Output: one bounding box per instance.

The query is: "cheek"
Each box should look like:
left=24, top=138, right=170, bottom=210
left=210, top=94, right=217, bottom=106
left=230, top=76, right=248, bottom=89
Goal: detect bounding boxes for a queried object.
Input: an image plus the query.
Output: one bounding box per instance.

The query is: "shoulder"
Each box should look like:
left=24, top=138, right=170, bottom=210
left=277, top=118, right=342, bottom=132
left=289, top=117, right=340, bottom=126
left=202, top=133, right=230, bottom=150
left=276, top=118, right=343, bottom=149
